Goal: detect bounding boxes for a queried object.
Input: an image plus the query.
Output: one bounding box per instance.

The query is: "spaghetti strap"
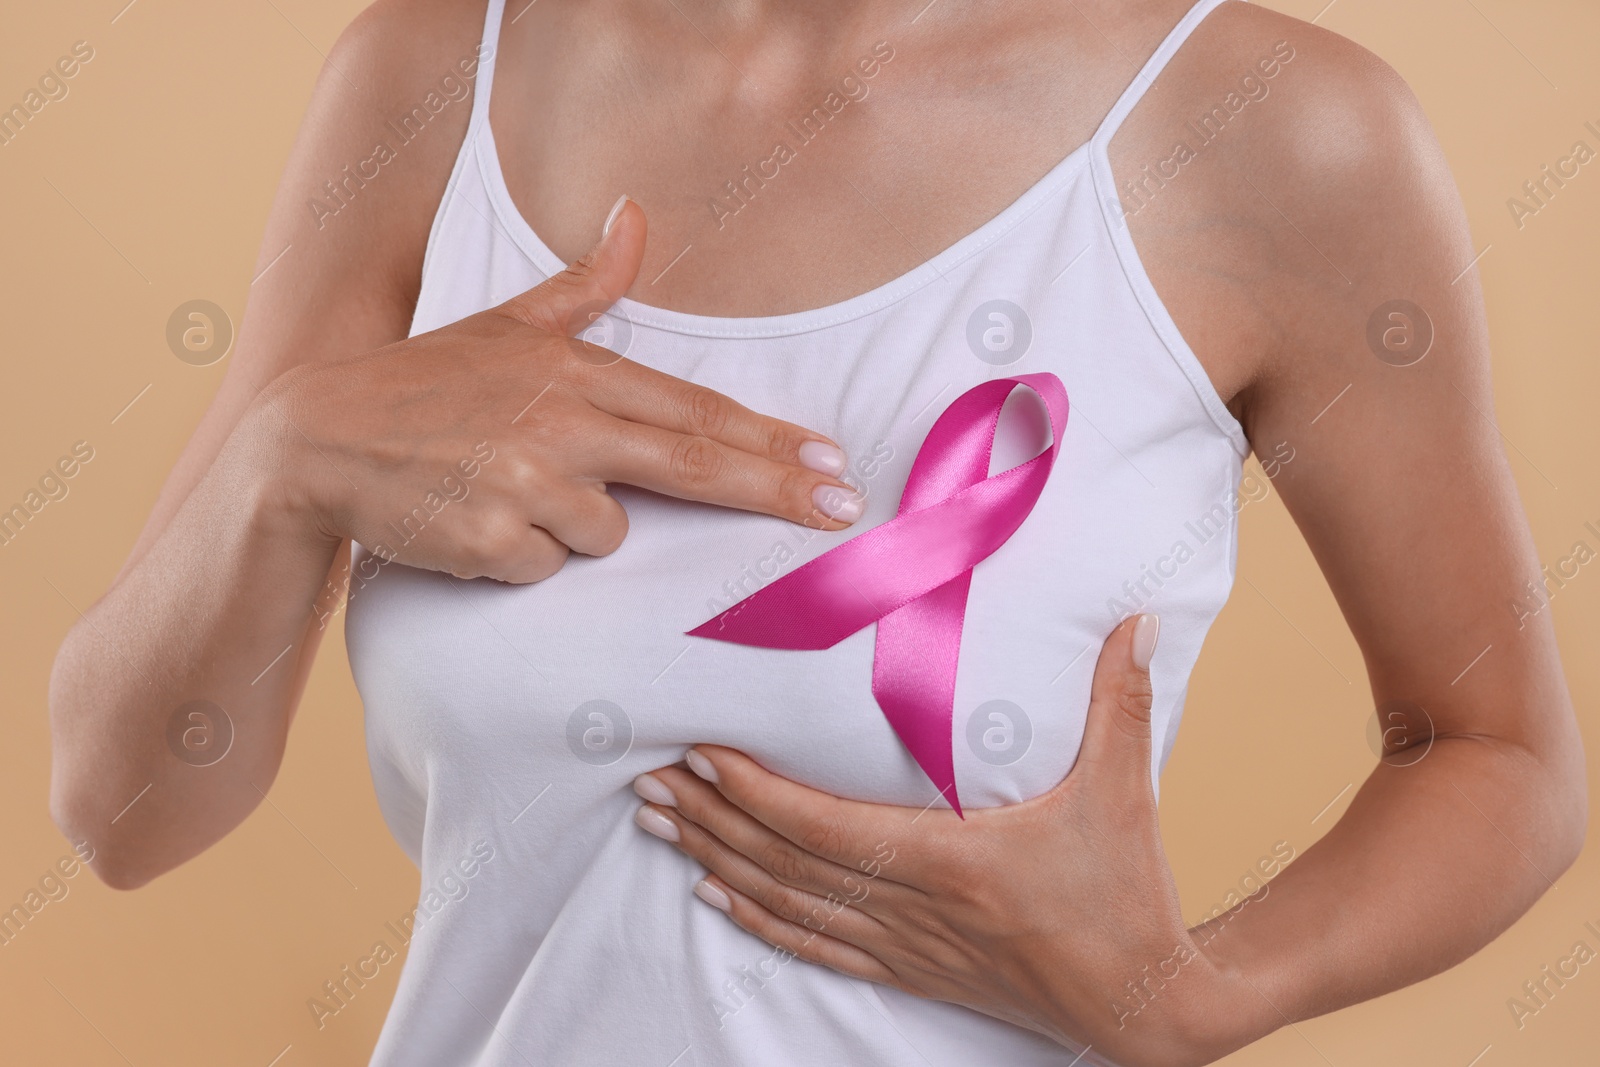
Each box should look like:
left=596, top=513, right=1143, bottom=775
left=469, top=0, right=507, bottom=131
left=1089, top=0, right=1238, bottom=150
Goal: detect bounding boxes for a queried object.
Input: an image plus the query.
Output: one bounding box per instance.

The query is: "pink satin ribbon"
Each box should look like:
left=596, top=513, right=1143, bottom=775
left=687, top=373, right=1068, bottom=816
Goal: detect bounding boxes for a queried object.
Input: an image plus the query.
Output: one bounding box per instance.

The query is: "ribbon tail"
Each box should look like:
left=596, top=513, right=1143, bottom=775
left=872, top=573, right=971, bottom=818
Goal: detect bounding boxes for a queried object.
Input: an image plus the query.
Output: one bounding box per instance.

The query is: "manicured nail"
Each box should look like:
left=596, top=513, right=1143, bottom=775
left=813, top=483, right=864, bottom=524
left=694, top=879, right=732, bottom=912
left=685, top=748, right=720, bottom=784
left=634, top=805, right=679, bottom=842
left=798, top=440, right=847, bottom=477
left=633, top=773, right=676, bottom=807
left=602, top=194, right=629, bottom=238
left=1132, top=613, right=1161, bottom=671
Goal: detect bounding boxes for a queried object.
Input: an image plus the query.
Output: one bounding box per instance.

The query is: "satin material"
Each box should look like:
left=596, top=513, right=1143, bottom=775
left=688, top=374, right=1070, bottom=815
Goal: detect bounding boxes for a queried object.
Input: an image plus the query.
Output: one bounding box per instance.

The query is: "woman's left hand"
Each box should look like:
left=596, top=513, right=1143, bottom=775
left=632, top=614, right=1247, bottom=1067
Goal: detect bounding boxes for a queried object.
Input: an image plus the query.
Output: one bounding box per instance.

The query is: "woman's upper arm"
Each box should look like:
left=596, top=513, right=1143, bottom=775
left=118, top=0, right=485, bottom=575
left=1210, top=27, right=1579, bottom=782
left=1129, top=9, right=1581, bottom=809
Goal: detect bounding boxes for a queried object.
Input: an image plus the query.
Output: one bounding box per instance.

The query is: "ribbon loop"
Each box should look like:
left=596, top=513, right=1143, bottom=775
left=688, top=373, right=1069, bottom=816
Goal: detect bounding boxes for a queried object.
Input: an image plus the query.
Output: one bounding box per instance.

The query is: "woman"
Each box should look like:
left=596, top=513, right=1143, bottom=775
left=47, top=0, right=1585, bottom=1064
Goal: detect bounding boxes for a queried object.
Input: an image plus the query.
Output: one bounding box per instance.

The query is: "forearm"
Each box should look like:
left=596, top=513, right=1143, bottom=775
left=48, top=408, right=341, bottom=889
left=1189, top=734, right=1586, bottom=1050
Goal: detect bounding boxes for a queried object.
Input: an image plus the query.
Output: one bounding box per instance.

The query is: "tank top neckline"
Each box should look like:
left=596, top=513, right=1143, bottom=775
left=465, top=0, right=1240, bottom=342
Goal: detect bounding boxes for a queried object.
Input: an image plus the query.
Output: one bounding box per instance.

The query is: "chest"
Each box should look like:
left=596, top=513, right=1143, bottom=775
left=352, top=249, right=1243, bottom=836
left=489, top=6, right=1138, bottom=318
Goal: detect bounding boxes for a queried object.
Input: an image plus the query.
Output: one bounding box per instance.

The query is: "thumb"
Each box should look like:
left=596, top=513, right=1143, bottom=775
left=1071, top=613, right=1159, bottom=791
left=497, top=194, right=647, bottom=336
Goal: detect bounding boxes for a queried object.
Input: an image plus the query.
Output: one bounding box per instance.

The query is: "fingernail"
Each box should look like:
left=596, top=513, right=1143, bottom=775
left=602, top=194, right=629, bottom=238
left=634, top=805, right=680, bottom=842
left=694, top=879, right=732, bottom=912
left=813, top=483, right=864, bottom=524
left=633, top=773, right=677, bottom=807
left=1132, top=613, right=1161, bottom=671
left=798, top=440, right=847, bottom=477
left=685, top=748, right=720, bottom=784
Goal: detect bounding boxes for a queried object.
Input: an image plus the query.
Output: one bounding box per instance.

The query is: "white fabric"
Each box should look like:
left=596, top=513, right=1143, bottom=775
left=347, top=0, right=1245, bottom=1062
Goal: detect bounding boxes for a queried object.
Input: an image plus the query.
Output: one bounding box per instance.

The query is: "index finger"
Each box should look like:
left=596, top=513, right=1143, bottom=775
left=577, top=357, right=847, bottom=476
left=683, top=745, right=931, bottom=882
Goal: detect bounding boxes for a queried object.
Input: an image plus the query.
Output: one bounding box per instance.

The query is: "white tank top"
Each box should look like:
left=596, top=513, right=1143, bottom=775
left=346, top=0, right=1247, bottom=1063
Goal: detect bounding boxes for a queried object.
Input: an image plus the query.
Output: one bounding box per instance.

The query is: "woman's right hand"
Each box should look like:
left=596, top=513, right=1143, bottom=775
left=250, top=197, right=861, bottom=584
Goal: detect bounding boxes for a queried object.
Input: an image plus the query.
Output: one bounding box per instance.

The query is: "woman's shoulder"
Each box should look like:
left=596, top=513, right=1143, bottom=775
left=332, top=0, right=489, bottom=89
left=271, top=0, right=491, bottom=313
left=1192, top=1, right=1437, bottom=193
left=1114, top=0, right=1468, bottom=417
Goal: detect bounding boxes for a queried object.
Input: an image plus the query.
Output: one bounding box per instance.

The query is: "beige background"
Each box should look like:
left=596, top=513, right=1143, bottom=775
left=2, top=0, right=1596, bottom=1063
